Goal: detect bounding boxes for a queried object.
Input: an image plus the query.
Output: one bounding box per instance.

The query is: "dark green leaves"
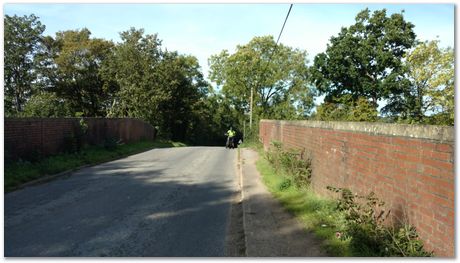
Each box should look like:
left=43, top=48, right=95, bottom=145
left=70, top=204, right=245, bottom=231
left=310, top=8, right=416, bottom=106
left=4, top=14, right=45, bottom=115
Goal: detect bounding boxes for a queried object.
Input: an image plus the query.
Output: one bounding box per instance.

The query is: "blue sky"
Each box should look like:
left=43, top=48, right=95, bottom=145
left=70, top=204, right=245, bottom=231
left=4, top=3, right=455, bottom=85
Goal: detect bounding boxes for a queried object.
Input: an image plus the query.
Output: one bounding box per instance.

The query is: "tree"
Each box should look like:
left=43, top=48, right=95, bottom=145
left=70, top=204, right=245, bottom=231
left=402, top=40, right=454, bottom=125
left=155, top=51, right=209, bottom=140
left=102, top=28, right=210, bottom=140
left=315, top=95, right=378, bottom=122
left=22, top=91, right=73, bottom=117
left=209, top=36, right=315, bottom=125
left=4, top=14, right=45, bottom=116
left=101, top=28, right=164, bottom=124
left=310, top=8, right=416, bottom=113
left=50, top=29, right=115, bottom=116
left=187, top=91, right=241, bottom=145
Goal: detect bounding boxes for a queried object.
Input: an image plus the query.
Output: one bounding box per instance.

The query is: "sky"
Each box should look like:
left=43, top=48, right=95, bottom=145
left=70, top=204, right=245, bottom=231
left=3, top=3, right=455, bottom=86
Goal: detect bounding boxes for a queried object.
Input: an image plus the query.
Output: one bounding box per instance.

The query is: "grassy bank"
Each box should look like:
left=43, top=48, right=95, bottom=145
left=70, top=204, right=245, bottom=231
left=255, top=154, right=351, bottom=256
left=252, top=143, right=433, bottom=257
left=5, top=140, right=186, bottom=192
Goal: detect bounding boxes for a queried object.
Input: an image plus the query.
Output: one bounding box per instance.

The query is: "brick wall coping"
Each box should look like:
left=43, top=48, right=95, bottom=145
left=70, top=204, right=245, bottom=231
left=260, top=119, right=454, bottom=142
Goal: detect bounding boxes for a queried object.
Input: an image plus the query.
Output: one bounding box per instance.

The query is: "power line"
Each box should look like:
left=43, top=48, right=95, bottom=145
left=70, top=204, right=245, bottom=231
left=276, top=4, right=293, bottom=45
left=269, top=4, right=293, bottom=64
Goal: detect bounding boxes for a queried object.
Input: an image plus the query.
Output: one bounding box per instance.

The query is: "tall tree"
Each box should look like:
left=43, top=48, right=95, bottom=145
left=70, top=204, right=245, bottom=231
left=4, top=14, right=45, bottom=116
left=50, top=29, right=114, bottom=116
left=402, top=40, right=454, bottom=125
left=101, top=28, right=165, bottom=124
left=102, top=28, right=209, bottom=141
left=209, top=35, right=314, bottom=125
left=310, top=8, right=416, bottom=113
left=156, top=51, right=209, bottom=140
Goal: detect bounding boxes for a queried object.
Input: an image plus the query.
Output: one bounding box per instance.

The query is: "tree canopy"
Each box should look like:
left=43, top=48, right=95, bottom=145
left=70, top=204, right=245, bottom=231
left=209, top=35, right=315, bottom=125
left=310, top=8, right=417, bottom=113
left=4, top=14, right=45, bottom=116
left=402, top=40, right=454, bottom=125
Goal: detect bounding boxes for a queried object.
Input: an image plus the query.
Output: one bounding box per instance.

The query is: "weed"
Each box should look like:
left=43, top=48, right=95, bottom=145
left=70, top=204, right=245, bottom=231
left=327, top=186, right=433, bottom=257
left=265, top=141, right=312, bottom=189
left=278, top=178, right=292, bottom=191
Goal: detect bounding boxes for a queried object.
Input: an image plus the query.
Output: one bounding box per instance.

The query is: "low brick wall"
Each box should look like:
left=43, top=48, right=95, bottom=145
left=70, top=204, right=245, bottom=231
left=259, top=119, right=454, bottom=257
left=5, top=117, right=156, bottom=160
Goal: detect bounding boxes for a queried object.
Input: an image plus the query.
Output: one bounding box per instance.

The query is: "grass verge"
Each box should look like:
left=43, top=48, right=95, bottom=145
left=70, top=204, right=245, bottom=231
left=254, top=151, right=351, bottom=256
left=5, top=139, right=186, bottom=192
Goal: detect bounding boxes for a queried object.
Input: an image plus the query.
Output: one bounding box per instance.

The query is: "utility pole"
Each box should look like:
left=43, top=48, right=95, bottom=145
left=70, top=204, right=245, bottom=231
left=243, top=119, right=246, bottom=141
left=249, top=86, right=253, bottom=130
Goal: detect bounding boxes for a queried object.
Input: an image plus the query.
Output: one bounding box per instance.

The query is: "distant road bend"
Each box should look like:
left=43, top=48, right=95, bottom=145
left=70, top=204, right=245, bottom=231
left=5, top=146, right=238, bottom=257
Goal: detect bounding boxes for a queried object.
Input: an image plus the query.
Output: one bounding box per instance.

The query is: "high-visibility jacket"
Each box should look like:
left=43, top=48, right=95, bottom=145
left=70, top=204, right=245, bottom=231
left=227, top=129, right=235, bottom=137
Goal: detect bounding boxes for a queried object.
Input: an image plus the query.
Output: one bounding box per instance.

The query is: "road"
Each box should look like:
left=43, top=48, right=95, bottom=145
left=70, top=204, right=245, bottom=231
left=5, top=147, right=238, bottom=257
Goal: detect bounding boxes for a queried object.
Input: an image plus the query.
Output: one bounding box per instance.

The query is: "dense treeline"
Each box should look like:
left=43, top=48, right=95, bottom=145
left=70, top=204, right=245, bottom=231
left=4, top=9, right=454, bottom=145
left=4, top=14, right=234, bottom=144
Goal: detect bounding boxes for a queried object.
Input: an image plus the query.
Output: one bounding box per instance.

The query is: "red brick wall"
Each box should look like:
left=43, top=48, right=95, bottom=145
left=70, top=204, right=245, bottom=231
left=259, top=120, right=454, bottom=257
left=5, top=117, right=156, bottom=160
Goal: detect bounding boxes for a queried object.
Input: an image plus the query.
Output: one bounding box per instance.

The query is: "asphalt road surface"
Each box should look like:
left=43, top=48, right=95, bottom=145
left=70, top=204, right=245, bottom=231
left=5, top=147, right=238, bottom=257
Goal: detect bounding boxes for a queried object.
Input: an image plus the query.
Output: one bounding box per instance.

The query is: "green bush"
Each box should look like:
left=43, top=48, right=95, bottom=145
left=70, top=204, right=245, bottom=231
left=278, top=178, right=292, bottom=191
left=327, top=186, right=433, bottom=257
left=385, top=224, right=434, bottom=257
left=265, top=141, right=312, bottom=189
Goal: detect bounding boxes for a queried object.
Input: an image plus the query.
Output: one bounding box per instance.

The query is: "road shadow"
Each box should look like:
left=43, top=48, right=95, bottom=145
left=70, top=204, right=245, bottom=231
left=5, top=151, right=237, bottom=257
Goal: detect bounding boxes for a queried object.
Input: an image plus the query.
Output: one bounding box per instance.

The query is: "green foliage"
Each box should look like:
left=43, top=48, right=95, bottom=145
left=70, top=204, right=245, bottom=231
left=327, top=186, right=433, bottom=257
left=155, top=51, right=209, bottom=141
left=50, top=29, right=115, bottom=117
left=61, top=118, right=89, bottom=153
left=265, top=141, right=312, bottom=188
left=102, top=28, right=210, bottom=142
left=101, top=28, right=165, bottom=123
left=209, top=35, right=315, bottom=124
left=21, top=91, right=74, bottom=117
left=187, top=91, right=243, bottom=145
left=310, top=8, right=416, bottom=114
left=73, top=118, right=88, bottom=152
left=78, top=118, right=88, bottom=133
left=278, top=178, right=292, bottom=191
left=385, top=224, right=434, bottom=257
left=4, top=14, right=45, bottom=116
left=316, top=96, right=378, bottom=122
left=394, top=40, right=454, bottom=125
left=239, top=135, right=263, bottom=150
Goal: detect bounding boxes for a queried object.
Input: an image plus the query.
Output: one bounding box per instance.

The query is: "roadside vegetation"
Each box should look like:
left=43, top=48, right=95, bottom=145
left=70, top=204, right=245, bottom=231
left=5, top=139, right=186, bottom=192
left=249, top=140, right=433, bottom=257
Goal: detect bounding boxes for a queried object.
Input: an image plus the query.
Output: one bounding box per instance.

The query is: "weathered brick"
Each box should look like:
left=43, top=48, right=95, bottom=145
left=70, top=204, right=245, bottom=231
left=260, top=120, right=454, bottom=257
